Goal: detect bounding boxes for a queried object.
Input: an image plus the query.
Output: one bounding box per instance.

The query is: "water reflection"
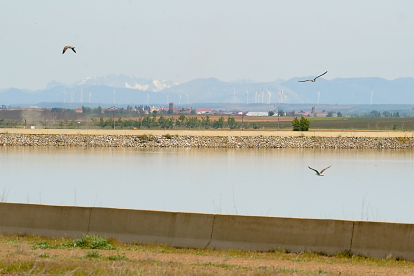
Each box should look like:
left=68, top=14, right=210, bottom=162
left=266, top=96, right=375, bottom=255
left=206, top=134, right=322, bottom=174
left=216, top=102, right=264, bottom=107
left=1, top=146, right=414, bottom=223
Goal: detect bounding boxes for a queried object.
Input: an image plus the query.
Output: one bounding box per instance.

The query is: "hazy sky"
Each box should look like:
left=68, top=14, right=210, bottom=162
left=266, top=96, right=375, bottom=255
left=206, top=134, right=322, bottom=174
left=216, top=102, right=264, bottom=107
left=1, top=0, right=414, bottom=90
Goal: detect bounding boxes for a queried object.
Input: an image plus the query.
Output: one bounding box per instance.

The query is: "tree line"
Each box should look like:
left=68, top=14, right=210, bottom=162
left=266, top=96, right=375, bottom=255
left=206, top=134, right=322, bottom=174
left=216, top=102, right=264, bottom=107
left=97, top=115, right=262, bottom=130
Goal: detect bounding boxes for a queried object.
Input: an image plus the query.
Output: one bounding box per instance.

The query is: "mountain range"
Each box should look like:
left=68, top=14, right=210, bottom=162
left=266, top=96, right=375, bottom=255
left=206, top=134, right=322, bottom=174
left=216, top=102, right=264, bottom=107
left=1, top=74, right=414, bottom=108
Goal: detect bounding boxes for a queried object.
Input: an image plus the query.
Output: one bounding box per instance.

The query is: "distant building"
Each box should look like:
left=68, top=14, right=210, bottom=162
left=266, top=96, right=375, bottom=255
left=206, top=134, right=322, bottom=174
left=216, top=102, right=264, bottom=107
left=245, top=111, right=268, bottom=116
left=176, top=108, right=192, bottom=114
left=196, top=108, right=212, bottom=114
left=149, top=105, right=158, bottom=113
left=294, top=110, right=309, bottom=116
left=168, top=102, right=174, bottom=114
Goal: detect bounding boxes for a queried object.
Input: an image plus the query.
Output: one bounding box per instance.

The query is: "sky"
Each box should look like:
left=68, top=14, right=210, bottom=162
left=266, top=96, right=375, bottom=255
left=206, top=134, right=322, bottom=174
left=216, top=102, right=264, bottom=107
left=1, top=0, right=414, bottom=90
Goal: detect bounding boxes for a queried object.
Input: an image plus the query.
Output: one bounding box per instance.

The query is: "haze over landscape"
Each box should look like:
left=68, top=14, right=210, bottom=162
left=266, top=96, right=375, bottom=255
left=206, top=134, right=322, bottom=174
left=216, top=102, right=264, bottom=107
left=1, top=1, right=414, bottom=107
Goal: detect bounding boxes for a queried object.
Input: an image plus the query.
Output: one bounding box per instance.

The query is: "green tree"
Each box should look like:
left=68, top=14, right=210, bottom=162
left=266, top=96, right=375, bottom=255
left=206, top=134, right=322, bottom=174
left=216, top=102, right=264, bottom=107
left=201, top=116, right=211, bottom=128
left=142, top=116, right=152, bottom=128
left=382, top=111, right=391, bottom=117
left=213, top=116, right=225, bottom=129
left=292, top=117, right=301, bottom=131
left=185, top=117, right=200, bottom=128
left=370, top=110, right=380, bottom=117
left=337, top=111, right=343, bottom=117
left=299, top=117, right=310, bottom=131
left=326, top=111, right=334, bottom=117
left=93, top=106, right=102, bottom=114
left=252, top=123, right=260, bottom=129
left=99, top=117, right=105, bottom=128
left=227, top=116, right=238, bottom=129
left=268, top=111, right=275, bottom=116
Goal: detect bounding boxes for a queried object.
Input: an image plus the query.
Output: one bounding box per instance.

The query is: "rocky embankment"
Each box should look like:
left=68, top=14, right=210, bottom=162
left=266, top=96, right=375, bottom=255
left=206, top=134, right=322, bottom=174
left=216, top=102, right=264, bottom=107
left=0, top=134, right=413, bottom=149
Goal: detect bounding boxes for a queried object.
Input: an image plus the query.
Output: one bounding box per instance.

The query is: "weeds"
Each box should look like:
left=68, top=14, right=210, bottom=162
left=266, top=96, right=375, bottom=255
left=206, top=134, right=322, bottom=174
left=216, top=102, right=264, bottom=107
left=32, top=235, right=115, bottom=250
left=139, top=134, right=154, bottom=143
left=108, top=254, right=128, bottom=261
left=2, top=233, right=414, bottom=275
left=32, top=241, right=55, bottom=250
left=69, top=234, right=115, bottom=250
left=85, top=251, right=101, bottom=258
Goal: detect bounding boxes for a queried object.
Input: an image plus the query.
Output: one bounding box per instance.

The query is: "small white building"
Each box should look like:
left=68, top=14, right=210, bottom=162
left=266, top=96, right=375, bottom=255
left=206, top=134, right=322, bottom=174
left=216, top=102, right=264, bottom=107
left=245, top=112, right=269, bottom=116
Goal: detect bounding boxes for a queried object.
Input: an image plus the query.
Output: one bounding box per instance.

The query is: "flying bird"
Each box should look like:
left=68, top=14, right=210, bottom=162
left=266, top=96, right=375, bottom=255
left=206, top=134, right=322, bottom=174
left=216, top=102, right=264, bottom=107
left=298, top=71, right=328, bottom=82
left=62, top=46, right=76, bottom=54
left=308, top=165, right=331, bottom=176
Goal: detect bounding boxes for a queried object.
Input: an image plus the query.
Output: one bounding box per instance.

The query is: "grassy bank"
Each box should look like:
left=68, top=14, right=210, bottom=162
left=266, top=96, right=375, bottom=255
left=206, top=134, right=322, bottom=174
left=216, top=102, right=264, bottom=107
left=0, top=234, right=413, bottom=275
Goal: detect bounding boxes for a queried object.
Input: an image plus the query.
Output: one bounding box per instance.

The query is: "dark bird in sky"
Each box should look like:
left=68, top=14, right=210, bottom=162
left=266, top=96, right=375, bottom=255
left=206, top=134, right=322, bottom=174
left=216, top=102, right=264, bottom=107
left=308, top=165, right=331, bottom=176
left=62, top=46, right=76, bottom=54
left=298, top=71, right=328, bottom=82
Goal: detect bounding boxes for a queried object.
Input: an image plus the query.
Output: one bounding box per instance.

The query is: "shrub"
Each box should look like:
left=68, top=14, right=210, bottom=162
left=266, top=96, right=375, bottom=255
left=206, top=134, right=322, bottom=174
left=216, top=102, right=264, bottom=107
left=85, top=251, right=101, bottom=258
left=292, top=117, right=310, bottom=131
left=69, top=234, right=114, bottom=250
left=32, top=241, right=55, bottom=250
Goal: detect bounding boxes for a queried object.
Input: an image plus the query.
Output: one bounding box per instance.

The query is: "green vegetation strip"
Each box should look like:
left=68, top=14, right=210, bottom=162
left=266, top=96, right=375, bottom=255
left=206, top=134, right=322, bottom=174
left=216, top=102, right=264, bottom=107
left=0, top=234, right=413, bottom=275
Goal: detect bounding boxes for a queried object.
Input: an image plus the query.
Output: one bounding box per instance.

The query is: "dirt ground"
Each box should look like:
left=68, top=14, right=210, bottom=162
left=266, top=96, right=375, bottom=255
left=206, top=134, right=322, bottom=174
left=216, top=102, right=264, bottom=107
left=1, top=237, right=414, bottom=276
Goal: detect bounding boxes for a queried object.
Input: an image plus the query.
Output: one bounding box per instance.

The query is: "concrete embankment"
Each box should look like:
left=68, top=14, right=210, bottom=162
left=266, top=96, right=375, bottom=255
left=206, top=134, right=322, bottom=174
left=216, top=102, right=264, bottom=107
left=1, top=202, right=414, bottom=260
left=0, top=130, right=414, bottom=148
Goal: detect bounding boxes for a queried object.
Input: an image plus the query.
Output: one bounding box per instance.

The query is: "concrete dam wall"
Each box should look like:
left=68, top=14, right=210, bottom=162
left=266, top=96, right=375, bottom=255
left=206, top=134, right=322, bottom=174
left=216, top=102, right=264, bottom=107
left=1, top=202, right=413, bottom=260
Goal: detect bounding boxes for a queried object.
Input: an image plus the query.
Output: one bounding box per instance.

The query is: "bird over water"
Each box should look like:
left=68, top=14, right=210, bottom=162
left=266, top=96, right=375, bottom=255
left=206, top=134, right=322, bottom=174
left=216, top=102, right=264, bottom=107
left=62, top=46, right=76, bottom=54
left=308, top=165, right=331, bottom=176
left=298, top=71, right=327, bottom=82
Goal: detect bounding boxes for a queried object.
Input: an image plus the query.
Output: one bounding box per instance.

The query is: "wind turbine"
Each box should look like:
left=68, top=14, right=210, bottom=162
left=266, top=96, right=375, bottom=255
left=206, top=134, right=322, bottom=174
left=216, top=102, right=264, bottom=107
left=317, top=91, right=320, bottom=105
left=261, top=89, right=264, bottom=104
left=80, top=89, right=84, bottom=104
left=63, top=91, right=66, bottom=104
left=146, top=93, right=149, bottom=105
left=278, top=89, right=284, bottom=104
left=370, top=88, right=373, bottom=105
left=89, top=92, right=91, bottom=103
left=233, top=88, right=236, bottom=104
left=179, top=95, right=181, bottom=105
left=71, top=90, right=74, bottom=103
left=246, top=88, right=249, bottom=104
left=113, top=89, right=116, bottom=105
left=267, top=89, right=271, bottom=104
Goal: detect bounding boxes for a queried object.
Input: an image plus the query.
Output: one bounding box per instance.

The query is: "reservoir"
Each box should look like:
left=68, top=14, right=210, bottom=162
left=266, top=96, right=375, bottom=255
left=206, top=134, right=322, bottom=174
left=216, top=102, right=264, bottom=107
left=1, top=146, right=413, bottom=223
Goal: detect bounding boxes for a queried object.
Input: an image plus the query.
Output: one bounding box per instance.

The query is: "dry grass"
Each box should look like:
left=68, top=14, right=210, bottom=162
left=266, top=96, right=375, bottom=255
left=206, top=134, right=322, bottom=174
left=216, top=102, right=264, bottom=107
left=0, top=234, right=413, bottom=275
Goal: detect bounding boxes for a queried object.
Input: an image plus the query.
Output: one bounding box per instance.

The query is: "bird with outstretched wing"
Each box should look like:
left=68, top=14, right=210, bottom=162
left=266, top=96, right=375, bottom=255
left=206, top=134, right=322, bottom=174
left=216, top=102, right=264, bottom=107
left=298, top=71, right=328, bottom=82
left=308, top=165, right=331, bottom=176
left=62, top=46, right=76, bottom=54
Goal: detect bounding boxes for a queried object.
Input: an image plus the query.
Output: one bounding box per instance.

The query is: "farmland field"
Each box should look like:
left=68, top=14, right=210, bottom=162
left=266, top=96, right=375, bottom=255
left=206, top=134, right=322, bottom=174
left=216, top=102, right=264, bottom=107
left=1, top=109, right=414, bottom=131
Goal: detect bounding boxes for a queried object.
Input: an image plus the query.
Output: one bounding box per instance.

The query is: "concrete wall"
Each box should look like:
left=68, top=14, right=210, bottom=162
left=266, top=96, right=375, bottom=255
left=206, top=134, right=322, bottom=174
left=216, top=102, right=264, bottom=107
left=0, top=128, right=413, bottom=138
left=1, top=202, right=414, bottom=260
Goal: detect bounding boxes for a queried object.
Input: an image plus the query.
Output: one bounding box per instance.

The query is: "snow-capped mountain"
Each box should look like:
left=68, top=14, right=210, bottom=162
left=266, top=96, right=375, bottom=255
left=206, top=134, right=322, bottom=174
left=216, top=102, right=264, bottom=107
left=76, top=75, right=178, bottom=92
left=2, top=74, right=414, bottom=107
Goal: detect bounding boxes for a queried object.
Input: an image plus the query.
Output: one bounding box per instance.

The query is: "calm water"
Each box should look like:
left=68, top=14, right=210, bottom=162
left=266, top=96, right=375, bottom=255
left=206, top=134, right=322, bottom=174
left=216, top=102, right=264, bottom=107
left=1, top=146, right=414, bottom=223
